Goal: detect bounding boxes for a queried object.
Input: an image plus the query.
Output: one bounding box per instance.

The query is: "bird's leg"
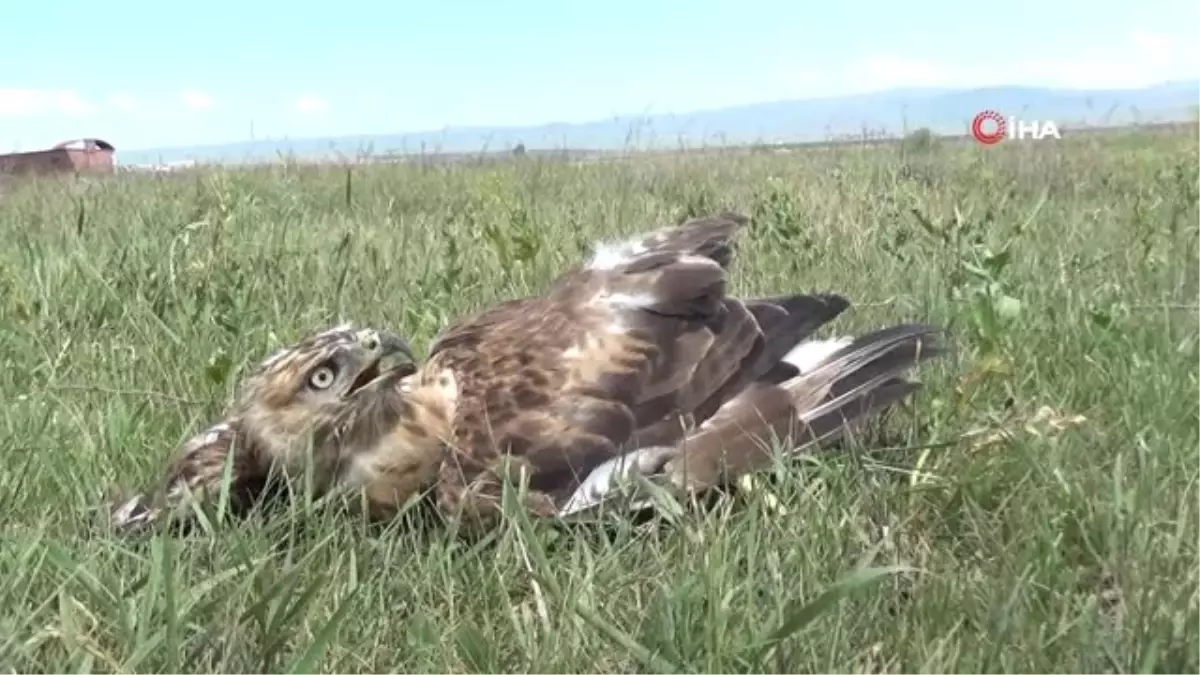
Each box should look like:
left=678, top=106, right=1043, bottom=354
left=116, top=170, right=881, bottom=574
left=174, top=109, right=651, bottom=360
left=110, top=418, right=274, bottom=533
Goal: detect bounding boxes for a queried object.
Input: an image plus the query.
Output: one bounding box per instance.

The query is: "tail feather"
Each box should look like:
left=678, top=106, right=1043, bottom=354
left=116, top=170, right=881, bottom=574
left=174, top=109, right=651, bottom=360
left=557, top=323, right=946, bottom=518
left=669, top=323, right=943, bottom=488
left=780, top=336, right=853, bottom=375
left=786, top=323, right=944, bottom=416
left=793, top=379, right=920, bottom=450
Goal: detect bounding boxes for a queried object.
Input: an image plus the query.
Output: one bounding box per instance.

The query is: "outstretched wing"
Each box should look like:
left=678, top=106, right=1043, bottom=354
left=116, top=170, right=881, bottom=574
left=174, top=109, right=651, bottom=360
left=424, top=213, right=851, bottom=522
left=559, top=323, right=946, bottom=517
left=109, top=419, right=275, bottom=531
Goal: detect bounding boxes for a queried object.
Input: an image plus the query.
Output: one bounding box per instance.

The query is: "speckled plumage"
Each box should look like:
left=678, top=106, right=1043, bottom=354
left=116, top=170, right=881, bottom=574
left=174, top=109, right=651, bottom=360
left=112, top=213, right=946, bottom=532
left=110, top=325, right=445, bottom=529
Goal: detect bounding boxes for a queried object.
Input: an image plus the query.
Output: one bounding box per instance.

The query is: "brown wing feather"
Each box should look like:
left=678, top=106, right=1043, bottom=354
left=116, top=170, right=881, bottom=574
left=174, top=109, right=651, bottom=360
left=559, top=323, right=946, bottom=517
left=663, top=323, right=946, bottom=489
left=110, top=420, right=274, bottom=531
left=687, top=293, right=851, bottom=427
left=423, top=213, right=849, bottom=524
left=626, top=292, right=849, bottom=447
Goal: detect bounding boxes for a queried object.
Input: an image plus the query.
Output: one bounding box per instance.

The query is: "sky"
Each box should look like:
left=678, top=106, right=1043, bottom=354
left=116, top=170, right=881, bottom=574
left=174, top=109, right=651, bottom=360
left=1, top=0, right=1197, bottom=152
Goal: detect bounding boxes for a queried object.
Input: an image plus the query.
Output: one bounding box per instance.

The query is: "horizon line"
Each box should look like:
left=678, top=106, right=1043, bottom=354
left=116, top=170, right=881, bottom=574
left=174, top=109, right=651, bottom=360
left=105, top=78, right=1200, bottom=156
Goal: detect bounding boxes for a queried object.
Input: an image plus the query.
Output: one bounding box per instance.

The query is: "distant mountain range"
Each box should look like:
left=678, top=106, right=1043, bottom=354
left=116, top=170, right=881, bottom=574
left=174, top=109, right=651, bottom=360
left=120, top=80, right=1199, bottom=166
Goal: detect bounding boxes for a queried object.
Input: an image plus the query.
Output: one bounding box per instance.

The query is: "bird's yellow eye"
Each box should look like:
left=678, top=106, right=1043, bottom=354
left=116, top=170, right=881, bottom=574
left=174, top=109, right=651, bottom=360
left=308, top=364, right=337, bottom=390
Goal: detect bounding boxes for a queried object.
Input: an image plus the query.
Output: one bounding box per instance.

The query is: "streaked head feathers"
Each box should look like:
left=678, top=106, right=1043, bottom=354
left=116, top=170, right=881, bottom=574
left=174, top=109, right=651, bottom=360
left=111, top=324, right=422, bottom=530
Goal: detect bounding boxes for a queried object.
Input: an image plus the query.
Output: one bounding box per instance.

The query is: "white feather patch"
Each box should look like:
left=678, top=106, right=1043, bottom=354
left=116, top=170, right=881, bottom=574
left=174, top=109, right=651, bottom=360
left=602, top=292, right=658, bottom=310
left=558, top=445, right=675, bottom=516
left=177, top=421, right=234, bottom=453
left=782, top=337, right=852, bottom=374
left=111, top=495, right=154, bottom=527
left=588, top=237, right=649, bottom=271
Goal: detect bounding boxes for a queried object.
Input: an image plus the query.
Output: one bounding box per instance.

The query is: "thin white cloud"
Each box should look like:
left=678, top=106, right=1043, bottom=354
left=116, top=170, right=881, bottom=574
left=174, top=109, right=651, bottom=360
left=800, top=30, right=1199, bottom=96
left=294, top=94, right=330, bottom=114
left=0, top=89, right=96, bottom=117
left=178, top=89, right=215, bottom=110
left=107, top=93, right=138, bottom=111
left=56, top=91, right=95, bottom=116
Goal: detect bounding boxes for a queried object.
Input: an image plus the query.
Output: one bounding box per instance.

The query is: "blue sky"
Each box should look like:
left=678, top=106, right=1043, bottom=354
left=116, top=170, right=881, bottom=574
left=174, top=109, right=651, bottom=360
left=2, top=0, right=1197, bottom=152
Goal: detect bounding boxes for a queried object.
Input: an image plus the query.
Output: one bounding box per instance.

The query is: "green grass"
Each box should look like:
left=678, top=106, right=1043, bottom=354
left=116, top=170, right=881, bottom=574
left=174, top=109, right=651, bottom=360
left=1, top=127, right=1197, bottom=673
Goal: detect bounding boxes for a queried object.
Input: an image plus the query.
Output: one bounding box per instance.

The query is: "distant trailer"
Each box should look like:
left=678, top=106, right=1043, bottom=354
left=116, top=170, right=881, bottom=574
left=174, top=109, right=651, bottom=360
left=0, top=138, right=116, bottom=176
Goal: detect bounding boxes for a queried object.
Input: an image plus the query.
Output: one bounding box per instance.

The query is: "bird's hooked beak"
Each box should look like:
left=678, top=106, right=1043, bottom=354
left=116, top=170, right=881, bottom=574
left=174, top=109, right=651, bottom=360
left=346, top=329, right=418, bottom=396
left=373, top=330, right=416, bottom=367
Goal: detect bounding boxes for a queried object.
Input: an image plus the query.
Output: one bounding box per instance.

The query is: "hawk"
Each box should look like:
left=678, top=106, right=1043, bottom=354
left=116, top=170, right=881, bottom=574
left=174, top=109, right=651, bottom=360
left=111, top=213, right=946, bottom=531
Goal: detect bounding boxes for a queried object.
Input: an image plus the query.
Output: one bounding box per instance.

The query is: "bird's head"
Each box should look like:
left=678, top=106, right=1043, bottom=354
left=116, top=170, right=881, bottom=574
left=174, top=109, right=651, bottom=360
left=109, top=324, right=441, bottom=533
left=233, top=324, right=419, bottom=477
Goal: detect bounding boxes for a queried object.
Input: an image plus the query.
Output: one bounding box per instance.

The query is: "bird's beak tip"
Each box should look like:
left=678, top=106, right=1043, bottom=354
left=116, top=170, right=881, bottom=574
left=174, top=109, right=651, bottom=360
left=378, top=332, right=416, bottom=365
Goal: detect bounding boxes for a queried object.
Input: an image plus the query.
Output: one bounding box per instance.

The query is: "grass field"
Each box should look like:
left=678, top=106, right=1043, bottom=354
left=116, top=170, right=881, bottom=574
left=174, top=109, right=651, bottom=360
left=1, top=127, right=1197, bottom=673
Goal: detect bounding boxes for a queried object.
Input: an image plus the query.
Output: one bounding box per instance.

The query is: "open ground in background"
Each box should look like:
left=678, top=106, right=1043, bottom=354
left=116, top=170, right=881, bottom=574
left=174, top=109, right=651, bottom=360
left=0, top=127, right=1197, bottom=672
